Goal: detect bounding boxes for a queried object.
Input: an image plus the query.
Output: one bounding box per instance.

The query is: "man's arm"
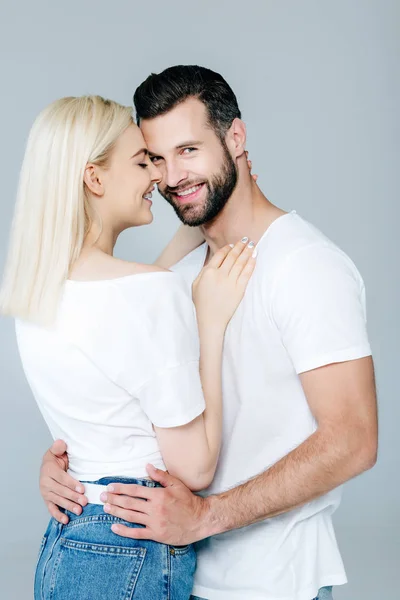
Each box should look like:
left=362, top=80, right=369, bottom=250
left=104, top=355, right=377, bottom=544
left=104, top=244, right=377, bottom=543
left=202, top=355, right=377, bottom=534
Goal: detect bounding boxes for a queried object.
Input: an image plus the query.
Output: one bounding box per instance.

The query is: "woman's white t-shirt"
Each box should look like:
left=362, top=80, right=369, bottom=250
left=16, top=271, right=205, bottom=480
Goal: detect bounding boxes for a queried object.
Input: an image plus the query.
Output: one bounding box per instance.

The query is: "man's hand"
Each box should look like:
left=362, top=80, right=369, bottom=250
left=103, top=465, right=210, bottom=545
left=39, top=439, right=88, bottom=524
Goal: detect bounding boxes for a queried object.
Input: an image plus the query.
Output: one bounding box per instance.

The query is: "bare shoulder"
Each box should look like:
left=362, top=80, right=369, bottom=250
left=70, top=252, right=171, bottom=281
left=113, top=258, right=170, bottom=277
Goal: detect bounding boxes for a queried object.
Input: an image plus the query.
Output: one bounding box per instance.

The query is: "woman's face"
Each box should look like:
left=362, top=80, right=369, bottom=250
left=99, top=123, right=161, bottom=230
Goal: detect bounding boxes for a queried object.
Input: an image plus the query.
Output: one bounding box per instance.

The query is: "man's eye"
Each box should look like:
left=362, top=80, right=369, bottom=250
left=182, top=147, right=196, bottom=155
left=150, top=156, right=162, bottom=163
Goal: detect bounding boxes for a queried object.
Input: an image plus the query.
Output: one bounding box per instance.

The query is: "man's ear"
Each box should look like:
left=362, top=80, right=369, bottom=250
left=225, top=118, right=247, bottom=158
left=83, top=164, right=105, bottom=197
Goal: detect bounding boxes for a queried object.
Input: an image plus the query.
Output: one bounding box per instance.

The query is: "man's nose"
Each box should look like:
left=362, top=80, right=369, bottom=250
left=165, top=161, right=189, bottom=189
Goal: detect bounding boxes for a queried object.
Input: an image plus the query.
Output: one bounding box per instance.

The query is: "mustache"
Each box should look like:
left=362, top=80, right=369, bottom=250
left=164, top=181, right=206, bottom=195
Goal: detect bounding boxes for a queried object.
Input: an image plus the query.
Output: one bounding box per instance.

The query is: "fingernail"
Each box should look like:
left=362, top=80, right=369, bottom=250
left=62, top=516, right=68, bottom=524
left=111, top=524, right=119, bottom=533
left=241, top=237, right=249, bottom=243
left=107, top=485, right=115, bottom=492
left=73, top=507, right=81, bottom=515
left=104, top=504, right=111, bottom=513
left=229, top=244, right=234, bottom=248
left=76, top=485, right=84, bottom=493
left=252, top=249, right=258, bottom=258
left=248, top=241, right=255, bottom=249
left=100, top=493, right=107, bottom=502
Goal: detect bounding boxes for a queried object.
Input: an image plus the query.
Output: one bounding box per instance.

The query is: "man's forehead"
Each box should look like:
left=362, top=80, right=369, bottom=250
left=139, top=98, right=209, bottom=152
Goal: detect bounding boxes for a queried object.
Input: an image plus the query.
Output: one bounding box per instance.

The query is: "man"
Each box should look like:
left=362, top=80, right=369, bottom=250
left=39, top=66, right=377, bottom=600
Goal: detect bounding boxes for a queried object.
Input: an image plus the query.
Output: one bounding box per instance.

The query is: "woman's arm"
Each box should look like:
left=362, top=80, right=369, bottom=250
left=154, top=225, right=205, bottom=269
left=154, top=240, right=256, bottom=491
left=36, top=242, right=256, bottom=521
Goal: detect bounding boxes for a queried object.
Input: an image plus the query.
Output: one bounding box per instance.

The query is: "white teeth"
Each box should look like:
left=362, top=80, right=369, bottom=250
left=177, top=184, right=202, bottom=197
left=143, top=193, right=152, bottom=199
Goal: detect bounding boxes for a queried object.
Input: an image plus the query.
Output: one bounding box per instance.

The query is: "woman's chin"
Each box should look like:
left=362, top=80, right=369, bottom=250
left=138, top=209, right=154, bottom=226
left=124, top=210, right=154, bottom=229
left=144, top=209, right=154, bottom=224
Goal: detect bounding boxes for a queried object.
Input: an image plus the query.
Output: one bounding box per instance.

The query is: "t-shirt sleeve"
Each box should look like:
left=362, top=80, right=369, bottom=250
left=270, top=244, right=372, bottom=374
left=125, top=273, right=205, bottom=428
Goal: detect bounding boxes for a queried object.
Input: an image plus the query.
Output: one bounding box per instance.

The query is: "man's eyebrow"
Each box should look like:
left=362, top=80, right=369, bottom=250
left=175, top=140, right=203, bottom=150
left=131, top=148, right=148, bottom=158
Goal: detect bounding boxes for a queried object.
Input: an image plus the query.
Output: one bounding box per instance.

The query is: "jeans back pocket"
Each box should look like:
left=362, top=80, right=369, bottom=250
left=49, top=538, right=146, bottom=600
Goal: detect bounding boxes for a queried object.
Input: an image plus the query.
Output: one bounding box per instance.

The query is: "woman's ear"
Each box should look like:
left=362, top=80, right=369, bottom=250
left=225, top=118, right=247, bottom=159
left=83, top=164, right=104, bottom=197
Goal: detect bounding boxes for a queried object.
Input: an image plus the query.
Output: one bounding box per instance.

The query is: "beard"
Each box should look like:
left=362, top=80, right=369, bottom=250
left=158, top=143, right=238, bottom=226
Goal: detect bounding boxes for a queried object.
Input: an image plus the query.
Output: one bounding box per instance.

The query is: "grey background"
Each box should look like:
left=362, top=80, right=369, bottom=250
left=0, top=0, right=398, bottom=598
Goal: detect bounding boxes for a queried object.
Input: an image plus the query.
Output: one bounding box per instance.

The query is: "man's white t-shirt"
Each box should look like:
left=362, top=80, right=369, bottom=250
left=16, top=272, right=206, bottom=480
left=172, top=211, right=372, bottom=600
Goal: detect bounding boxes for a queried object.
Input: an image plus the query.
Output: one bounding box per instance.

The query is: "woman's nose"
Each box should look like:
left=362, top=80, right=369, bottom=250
left=149, top=162, right=162, bottom=184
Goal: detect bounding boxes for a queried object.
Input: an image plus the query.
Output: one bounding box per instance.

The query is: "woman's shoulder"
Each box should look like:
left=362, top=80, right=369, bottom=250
left=65, top=255, right=192, bottom=319
left=69, top=253, right=170, bottom=281
left=108, top=259, right=187, bottom=292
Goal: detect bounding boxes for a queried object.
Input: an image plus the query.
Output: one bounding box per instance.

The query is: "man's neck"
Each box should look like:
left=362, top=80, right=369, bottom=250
left=200, top=175, right=286, bottom=256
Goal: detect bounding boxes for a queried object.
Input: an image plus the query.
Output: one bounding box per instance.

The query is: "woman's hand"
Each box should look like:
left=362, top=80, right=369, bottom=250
left=246, top=150, right=258, bottom=182
left=192, top=238, right=257, bottom=331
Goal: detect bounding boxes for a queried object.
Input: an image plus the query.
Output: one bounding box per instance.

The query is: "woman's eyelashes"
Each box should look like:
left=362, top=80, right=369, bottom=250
left=138, top=162, right=148, bottom=169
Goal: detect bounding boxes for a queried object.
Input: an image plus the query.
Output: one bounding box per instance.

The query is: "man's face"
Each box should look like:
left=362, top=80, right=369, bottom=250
left=140, top=98, right=238, bottom=226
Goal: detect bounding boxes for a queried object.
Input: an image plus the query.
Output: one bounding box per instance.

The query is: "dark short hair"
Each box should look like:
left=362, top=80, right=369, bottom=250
left=133, top=65, right=241, bottom=138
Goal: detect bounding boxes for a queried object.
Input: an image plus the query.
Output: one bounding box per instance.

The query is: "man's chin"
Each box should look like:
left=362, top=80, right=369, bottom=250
left=177, top=213, right=205, bottom=227
left=172, top=203, right=207, bottom=226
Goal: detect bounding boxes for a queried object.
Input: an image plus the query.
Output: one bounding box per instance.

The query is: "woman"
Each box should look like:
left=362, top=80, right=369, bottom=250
left=0, top=95, right=256, bottom=599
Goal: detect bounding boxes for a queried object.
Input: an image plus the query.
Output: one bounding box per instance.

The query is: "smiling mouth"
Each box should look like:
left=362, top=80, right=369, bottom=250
left=143, top=186, right=155, bottom=200
left=172, top=183, right=205, bottom=203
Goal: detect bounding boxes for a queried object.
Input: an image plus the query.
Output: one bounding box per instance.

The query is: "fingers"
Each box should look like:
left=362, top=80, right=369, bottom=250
left=237, top=252, right=257, bottom=287
left=105, top=504, right=149, bottom=525
left=47, top=501, right=69, bottom=525
left=41, top=461, right=83, bottom=494
left=49, top=439, right=68, bottom=457
left=229, top=241, right=257, bottom=281
left=246, top=150, right=258, bottom=182
left=217, top=238, right=249, bottom=274
left=43, top=479, right=87, bottom=506
left=207, top=244, right=232, bottom=269
left=46, top=491, right=84, bottom=515
left=111, top=523, right=152, bottom=539
left=105, top=483, right=154, bottom=500
left=104, top=494, right=149, bottom=514
left=145, top=464, right=176, bottom=487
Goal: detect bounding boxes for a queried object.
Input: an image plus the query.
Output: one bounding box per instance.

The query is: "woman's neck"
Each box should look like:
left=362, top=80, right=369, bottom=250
left=83, top=224, right=118, bottom=256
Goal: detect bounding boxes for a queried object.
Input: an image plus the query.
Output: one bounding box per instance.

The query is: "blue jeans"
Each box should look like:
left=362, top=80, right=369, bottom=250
left=35, top=477, right=196, bottom=600
left=191, top=587, right=333, bottom=600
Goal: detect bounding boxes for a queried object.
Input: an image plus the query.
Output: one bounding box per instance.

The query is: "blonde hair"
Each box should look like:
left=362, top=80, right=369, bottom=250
left=0, top=95, right=133, bottom=325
